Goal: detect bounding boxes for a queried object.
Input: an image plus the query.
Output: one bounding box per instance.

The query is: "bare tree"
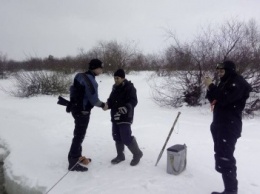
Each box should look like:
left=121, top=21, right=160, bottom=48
left=0, top=52, right=7, bottom=79
left=86, top=40, right=140, bottom=73
left=151, top=19, right=260, bottom=114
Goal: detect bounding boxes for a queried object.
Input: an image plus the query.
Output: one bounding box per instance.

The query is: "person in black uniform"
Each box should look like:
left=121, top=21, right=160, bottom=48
left=67, top=59, right=106, bottom=172
left=104, top=69, right=143, bottom=166
left=204, top=60, right=252, bottom=194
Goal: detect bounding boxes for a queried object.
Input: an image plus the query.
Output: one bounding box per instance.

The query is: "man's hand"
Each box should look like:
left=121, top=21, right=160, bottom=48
left=204, top=76, right=213, bottom=87
left=103, top=103, right=109, bottom=111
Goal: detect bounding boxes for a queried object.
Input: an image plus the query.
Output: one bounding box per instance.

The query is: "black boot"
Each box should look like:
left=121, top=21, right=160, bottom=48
left=68, top=163, right=88, bottom=172
left=111, top=142, right=125, bottom=164
left=211, top=191, right=237, bottom=194
left=211, top=173, right=238, bottom=194
left=127, top=137, right=143, bottom=166
left=68, top=157, right=88, bottom=172
left=222, top=172, right=238, bottom=193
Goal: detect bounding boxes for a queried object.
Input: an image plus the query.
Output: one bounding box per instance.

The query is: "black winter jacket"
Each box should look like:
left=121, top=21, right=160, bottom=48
left=206, top=72, right=252, bottom=137
left=70, top=70, right=103, bottom=113
left=107, top=79, right=138, bottom=124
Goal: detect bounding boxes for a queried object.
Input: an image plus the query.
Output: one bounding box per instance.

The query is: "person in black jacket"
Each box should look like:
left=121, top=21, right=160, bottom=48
left=204, top=60, right=252, bottom=194
left=67, top=59, right=106, bottom=172
left=104, top=69, right=143, bottom=166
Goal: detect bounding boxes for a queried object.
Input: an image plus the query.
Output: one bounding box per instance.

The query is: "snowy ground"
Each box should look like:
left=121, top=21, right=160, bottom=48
left=0, top=72, right=259, bottom=194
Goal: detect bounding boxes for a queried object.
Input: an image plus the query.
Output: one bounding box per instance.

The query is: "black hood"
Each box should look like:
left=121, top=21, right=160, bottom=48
left=218, top=60, right=237, bottom=81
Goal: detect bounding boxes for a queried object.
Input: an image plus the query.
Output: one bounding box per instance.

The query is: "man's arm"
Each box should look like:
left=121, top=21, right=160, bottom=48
left=79, top=73, right=105, bottom=108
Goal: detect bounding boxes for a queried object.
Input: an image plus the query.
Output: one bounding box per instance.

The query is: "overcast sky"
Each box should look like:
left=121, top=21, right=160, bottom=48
left=1, top=0, right=260, bottom=61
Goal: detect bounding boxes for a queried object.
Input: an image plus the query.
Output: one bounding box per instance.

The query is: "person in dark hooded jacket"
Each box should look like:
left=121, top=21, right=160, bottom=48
left=104, top=69, right=143, bottom=166
left=204, top=60, right=252, bottom=194
left=67, top=59, right=106, bottom=172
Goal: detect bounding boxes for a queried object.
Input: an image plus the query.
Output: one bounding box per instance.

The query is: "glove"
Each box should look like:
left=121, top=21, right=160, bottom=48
left=118, top=107, right=127, bottom=114
left=203, top=76, right=213, bottom=87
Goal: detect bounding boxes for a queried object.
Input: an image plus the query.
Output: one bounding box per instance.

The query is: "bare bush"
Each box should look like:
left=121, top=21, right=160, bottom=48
left=9, top=71, right=71, bottom=97
left=148, top=71, right=203, bottom=107
left=151, top=19, right=260, bottom=114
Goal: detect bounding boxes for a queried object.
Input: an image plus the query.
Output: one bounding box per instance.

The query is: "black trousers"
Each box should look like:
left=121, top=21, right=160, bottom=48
left=68, top=111, right=90, bottom=164
left=112, top=123, right=133, bottom=146
left=211, top=123, right=239, bottom=191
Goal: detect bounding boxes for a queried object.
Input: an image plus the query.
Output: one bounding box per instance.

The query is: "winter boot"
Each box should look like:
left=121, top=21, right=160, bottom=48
left=211, top=173, right=238, bottom=194
left=127, top=137, right=143, bottom=166
left=222, top=172, right=238, bottom=194
left=211, top=191, right=237, bottom=194
left=111, top=142, right=125, bottom=164
left=68, top=163, right=88, bottom=172
left=68, top=157, right=88, bottom=172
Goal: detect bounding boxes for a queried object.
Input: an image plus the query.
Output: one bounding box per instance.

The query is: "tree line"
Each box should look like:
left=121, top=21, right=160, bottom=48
left=0, top=19, right=259, bottom=115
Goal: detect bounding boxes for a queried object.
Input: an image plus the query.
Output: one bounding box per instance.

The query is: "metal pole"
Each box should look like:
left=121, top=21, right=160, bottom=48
left=45, top=160, right=81, bottom=194
left=155, top=111, right=181, bottom=166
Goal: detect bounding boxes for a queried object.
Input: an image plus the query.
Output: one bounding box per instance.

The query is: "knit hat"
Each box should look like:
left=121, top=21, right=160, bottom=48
left=89, top=59, right=103, bottom=70
left=114, top=69, right=125, bottom=78
left=216, top=60, right=236, bottom=72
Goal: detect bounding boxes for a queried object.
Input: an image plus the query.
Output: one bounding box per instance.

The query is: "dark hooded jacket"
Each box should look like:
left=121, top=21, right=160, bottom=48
left=107, top=79, right=138, bottom=124
left=70, top=70, right=104, bottom=113
left=206, top=62, right=252, bottom=137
